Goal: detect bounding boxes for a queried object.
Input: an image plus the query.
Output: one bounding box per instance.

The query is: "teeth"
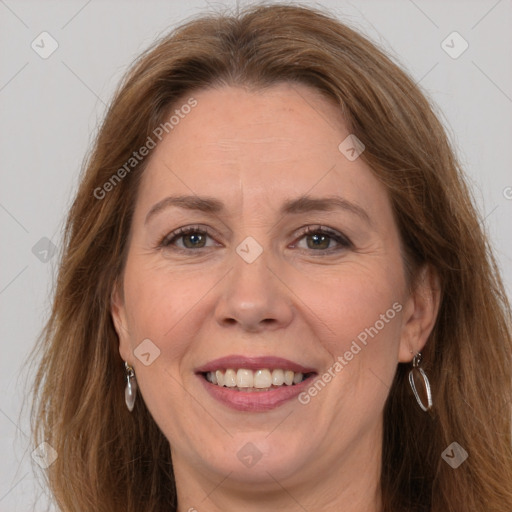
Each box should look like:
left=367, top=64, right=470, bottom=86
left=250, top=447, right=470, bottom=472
left=284, top=370, right=294, bottom=386
left=272, top=369, right=285, bottom=386
left=205, top=368, right=308, bottom=389
left=237, top=369, right=253, bottom=388
left=254, top=369, right=272, bottom=388
left=206, top=371, right=218, bottom=384
left=224, top=369, right=237, bottom=387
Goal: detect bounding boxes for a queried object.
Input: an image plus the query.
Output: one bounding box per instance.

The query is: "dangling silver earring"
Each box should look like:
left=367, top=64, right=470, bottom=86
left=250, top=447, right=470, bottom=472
left=124, top=362, right=137, bottom=412
left=408, top=352, right=433, bottom=412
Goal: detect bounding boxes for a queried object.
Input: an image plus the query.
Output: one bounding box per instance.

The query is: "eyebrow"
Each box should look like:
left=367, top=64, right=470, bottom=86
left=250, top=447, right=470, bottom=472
left=281, top=195, right=371, bottom=224
left=145, top=195, right=224, bottom=224
left=144, top=194, right=372, bottom=225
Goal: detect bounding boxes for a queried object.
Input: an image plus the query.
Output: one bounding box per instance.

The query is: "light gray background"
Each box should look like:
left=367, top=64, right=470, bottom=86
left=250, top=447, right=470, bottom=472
left=1, top=0, right=511, bottom=509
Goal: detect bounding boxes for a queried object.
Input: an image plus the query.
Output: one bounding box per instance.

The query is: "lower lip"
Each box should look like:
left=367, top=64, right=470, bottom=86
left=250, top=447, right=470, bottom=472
left=197, top=374, right=316, bottom=412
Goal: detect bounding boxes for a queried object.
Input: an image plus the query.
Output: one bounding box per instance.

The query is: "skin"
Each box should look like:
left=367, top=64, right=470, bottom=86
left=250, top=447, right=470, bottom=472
left=111, top=83, right=440, bottom=512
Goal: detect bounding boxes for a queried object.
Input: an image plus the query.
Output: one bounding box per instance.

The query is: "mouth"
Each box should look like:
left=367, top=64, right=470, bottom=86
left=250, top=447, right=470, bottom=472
left=201, top=368, right=316, bottom=391
left=195, top=355, right=318, bottom=411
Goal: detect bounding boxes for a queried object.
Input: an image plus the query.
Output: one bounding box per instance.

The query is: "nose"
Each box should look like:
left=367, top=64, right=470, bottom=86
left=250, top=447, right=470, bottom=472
left=214, top=246, right=294, bottom=333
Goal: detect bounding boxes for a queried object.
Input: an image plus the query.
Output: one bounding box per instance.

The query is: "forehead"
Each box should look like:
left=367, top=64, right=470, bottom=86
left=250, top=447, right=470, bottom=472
left=134, top=83, right=389, bottom=221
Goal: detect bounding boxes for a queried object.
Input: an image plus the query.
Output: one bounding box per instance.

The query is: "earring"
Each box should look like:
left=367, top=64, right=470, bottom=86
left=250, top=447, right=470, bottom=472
left=124, top=362, right=137, bottom=412
left=408, top=352, right=433, bottom=412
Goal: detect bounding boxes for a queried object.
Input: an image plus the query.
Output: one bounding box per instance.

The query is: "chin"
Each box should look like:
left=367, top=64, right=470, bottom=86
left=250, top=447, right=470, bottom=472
left=201, top=434, right=315, bottom=485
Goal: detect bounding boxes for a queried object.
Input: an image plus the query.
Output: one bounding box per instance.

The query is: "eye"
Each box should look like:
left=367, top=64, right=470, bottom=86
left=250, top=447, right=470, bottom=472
left=157, top=224, right=352, bottom=254
left=292, top=225, right=352, bottom=253
left=159, top=226, right=217, bottom=250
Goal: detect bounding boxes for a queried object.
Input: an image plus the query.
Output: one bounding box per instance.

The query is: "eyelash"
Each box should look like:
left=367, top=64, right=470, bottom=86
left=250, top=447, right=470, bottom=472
left=157, top=224, right=353, bottom=255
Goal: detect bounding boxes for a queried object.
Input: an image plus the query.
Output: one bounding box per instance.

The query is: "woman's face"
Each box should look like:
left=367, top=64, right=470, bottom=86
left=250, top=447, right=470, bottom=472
left=112, top=83, right=434, bottom=495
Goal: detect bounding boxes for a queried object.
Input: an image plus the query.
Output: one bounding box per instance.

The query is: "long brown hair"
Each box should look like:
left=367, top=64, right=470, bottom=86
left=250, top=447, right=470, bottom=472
left=29, top=3, right=512, bottom=511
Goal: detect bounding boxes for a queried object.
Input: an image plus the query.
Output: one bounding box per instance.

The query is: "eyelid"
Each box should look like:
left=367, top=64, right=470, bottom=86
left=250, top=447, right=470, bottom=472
left=157, top=224, right=353, bottom=253
left=291, top=225, right=353, bottom=251
left=159, top=224, right=218, bottom=248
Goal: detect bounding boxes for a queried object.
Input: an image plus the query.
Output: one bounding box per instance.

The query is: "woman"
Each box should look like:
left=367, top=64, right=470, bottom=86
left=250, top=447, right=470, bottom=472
left=29, top=4, right=512, bottom=511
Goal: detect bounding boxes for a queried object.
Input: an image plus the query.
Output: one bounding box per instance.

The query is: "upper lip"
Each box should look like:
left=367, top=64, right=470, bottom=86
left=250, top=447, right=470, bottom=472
left=195, top=355, right=317, bottom=374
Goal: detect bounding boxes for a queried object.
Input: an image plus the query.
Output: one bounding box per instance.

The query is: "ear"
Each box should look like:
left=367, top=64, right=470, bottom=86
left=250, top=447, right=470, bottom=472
left=398, top=264, right=441, bottom=363
left=111, top=279, right=132, bottom=363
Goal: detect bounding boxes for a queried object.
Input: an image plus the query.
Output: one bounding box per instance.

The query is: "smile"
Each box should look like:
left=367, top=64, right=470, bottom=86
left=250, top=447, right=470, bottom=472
left=195, top=355, right=318, bottom=411
left=204, top=368, right=312, bottom=390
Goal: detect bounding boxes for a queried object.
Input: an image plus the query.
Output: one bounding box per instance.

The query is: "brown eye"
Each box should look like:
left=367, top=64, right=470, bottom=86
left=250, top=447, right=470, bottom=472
left=293, top=226, right=352, bottom=253
left=180, top=232, right=207, bottom=249
left=306, top=232, right=331, bottom=250
left=159, top=227, right=214, bottom=250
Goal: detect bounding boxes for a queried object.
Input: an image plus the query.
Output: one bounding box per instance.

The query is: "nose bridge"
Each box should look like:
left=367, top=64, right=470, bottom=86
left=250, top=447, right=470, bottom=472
left=232, top=238, right=273, bottom=296
left=214, top=236, right=294, bottom=331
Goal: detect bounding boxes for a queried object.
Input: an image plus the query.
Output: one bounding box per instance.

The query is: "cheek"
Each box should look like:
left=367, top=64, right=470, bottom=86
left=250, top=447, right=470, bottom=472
left=123, top=247, right=405, bottom=361
left=123, top=255, right=210, bottom=340
left=296, top=269, right=403, bottom=423
left=290, top=262, right=405, bottom=419
left=121, top=261, right=208, bottom=437
left=289, top=262, right=404, bottom=352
